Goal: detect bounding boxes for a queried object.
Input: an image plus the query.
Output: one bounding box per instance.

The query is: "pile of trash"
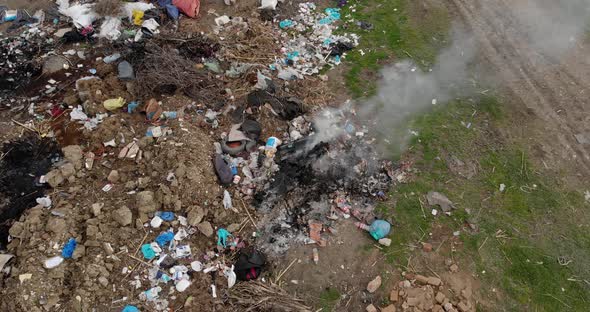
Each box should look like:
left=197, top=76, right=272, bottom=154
left=0, top=28, right=54, bottom=97
left=0, top=0, right=381, bottom=310
left=274, top=3, right=359, bottom=77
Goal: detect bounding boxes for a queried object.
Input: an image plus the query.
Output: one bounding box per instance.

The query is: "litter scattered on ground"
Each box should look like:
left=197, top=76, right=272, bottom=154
left=0, top=0, right=406, bottom=311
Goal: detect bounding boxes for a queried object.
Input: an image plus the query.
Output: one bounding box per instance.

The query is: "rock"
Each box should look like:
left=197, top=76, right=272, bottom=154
left=227, top=223, right=240, bottom=232
left=422, top=242, right=433, bottom=252
left=188, top=207, right=205, bottom=226
left=137, top=177, right=151, bottom=189
left=86, top=224, right=99, bottom=238
left=426, top=191, right=455, bottom=212
left=62, top=145, right=84, bottom=170
left=366, top=304, right=377, bottom=312
left=60, top=163, right=76, bottom=178
left=92, top=203, right=103, bottom=217
left=390, top=289, right=399, bottom=302
left=72, top=245, right=85, bottom=259
left=9, top=222, right=24, bottom=238
left=435, top=292, right=446, bottom=304
left=43, top=55, right=68, bottom=74
left=98, top=276, right=109, bottom=287
left=45, top=169, right=64, bottom=188
left=46, top=218, right=67, bottom=235
left=406, top=297, right=420, bottom=306
left=382, top=305, right=396, bottom=312
left=197, top=221, right=214, bottom=237
left=112, top=206, right=133, bottom=226
left=461, top=287, right=472, bottom=300
left=415, top=274, right=429, bottom=285
left=378, top=238, right=392, bottom=246
left=433, top=304, right=444, bottom=312
left=449, top=264, right=459, bottom=272
left=574, top=133, right=589, bottom=145
left=118, top=61, right=135, bottom=80
left=400, top=280, right=411, bottom=288
left=366, top=276, right=382, bottom=293
left=443, top=302, right=456, bottom=312
left=136, top=191, right=156, bottom=213
left=107, top=170, right=119, bottom=183
left=427, top=277, right=442, bottom=286
left=457, top=302, right=469, bottom=312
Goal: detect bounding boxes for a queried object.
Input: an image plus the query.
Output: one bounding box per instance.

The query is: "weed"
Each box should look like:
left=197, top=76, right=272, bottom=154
left=318, top=287, right=341, bottom=311
left=340, top=0, right=451, bottom=97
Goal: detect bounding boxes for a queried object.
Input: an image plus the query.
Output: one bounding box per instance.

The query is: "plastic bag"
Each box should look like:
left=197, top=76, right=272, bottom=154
left=259, top=0, right=278, bottom=10
left=369, top=220, right=391, bottom=240
left=103, top=97, right=125, bottom=111
left=98, top=16, right=121, bottom=41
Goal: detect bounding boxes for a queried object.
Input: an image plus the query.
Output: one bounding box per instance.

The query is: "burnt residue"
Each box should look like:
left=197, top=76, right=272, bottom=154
left=0, top=136, right=61, bottom=248
left=0, top=35, right=52, bottom=97
left=253, top=135, right=393, bottom=254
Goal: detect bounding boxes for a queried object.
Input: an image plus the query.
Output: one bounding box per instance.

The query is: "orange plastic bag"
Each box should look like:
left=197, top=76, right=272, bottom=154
left=172, top=0, right=200, bottom=18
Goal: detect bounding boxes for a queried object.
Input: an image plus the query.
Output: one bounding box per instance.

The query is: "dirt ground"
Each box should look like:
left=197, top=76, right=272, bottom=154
left=2, top=0, right=589, bottom=311
left=448, top=0, right=590, bottom=188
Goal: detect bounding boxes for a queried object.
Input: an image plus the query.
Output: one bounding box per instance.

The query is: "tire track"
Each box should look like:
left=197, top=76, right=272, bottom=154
left=450, top=0, right=590, bottom=170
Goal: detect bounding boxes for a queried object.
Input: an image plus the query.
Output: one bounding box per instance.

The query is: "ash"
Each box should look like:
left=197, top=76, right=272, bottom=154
left=254, top=113, right=395, bottom=255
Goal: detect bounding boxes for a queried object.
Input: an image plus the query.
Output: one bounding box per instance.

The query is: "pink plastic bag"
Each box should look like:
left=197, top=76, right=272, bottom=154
left=172, top=0, right=200, bottom=18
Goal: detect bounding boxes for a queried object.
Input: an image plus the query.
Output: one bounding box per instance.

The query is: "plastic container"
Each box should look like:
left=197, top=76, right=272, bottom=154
left=265, top=137, right=281, bottom=158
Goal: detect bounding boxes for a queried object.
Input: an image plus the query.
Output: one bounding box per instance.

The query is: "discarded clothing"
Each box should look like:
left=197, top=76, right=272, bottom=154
left=173, top=0, right=200, bottom=18
left=214, top=154, right=233, bottom=185
left=239, top=119, right=262, bottom=141
left=157, top=0, right=180, bottom=20
left=234, top=248, right=266, bottom=281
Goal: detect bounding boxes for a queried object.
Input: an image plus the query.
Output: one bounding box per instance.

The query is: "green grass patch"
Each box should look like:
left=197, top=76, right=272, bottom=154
left=340, top=0, right=451, bottom=97
left=379, top=95, right=590, bottom=311
left=317, top=287, right=341, bottom=311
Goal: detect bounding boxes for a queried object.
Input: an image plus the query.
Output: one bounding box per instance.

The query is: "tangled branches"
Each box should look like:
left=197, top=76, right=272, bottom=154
left=229, top=281, right=311, bottom=312
left=134, top=43, right=222, bottom=102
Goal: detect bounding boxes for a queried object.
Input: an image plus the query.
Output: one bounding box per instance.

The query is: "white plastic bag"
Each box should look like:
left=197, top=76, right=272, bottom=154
left=57, top=1, right=98, bottom=28
left=259, top=0, right=278, bottom=10
left=223, top=190, right=232, bottom=210
left=99, top=16, right=122, bottom=41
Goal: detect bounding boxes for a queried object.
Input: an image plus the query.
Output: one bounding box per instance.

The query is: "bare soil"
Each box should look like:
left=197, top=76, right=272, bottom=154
left=449, top=0, right=590, bottom=187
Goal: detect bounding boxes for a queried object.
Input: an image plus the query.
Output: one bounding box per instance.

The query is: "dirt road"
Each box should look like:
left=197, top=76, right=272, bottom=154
left=449, top=0, right=590, bottom=181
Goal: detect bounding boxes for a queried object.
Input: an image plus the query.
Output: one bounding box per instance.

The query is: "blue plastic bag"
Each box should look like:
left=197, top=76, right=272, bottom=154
left=369, top=220, right=391, bottom=240
left=62, top=238, right=77, bottom=259
left=122, top=305, right=140, bottom=312
left=141, top=244, right=156, bottom=260
left=279, top=19, right=293, bottom=29
left=157, top=211, right=175, bottom=221
left=155, top=231, right=174, bottom=247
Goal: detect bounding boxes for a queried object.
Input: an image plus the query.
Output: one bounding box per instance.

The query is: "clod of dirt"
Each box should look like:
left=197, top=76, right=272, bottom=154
left=112, top=206, right=132, bottom=226
left=367, top=275, right=382, bottom=293
left=197, top=221, right=214, bottom=237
